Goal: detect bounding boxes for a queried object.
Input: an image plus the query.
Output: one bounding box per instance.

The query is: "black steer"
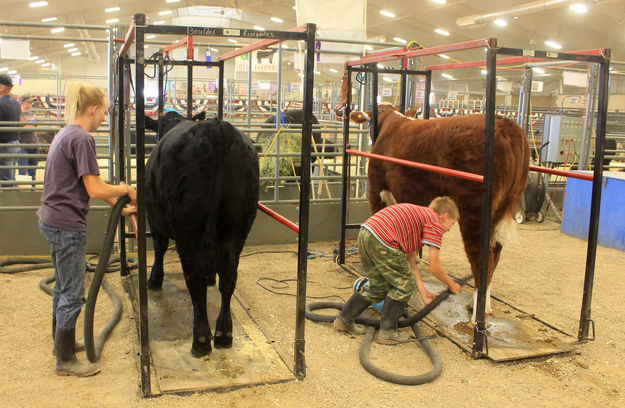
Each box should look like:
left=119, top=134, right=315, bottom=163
left=144, top=111, right=259, bottom=357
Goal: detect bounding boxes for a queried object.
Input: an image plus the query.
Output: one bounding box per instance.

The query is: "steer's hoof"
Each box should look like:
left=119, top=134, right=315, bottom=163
left=190, top=342, right=212, bottom=358
left=213, top=332, right=233, bottom=349
left=147, top=278, right=163, bottom=290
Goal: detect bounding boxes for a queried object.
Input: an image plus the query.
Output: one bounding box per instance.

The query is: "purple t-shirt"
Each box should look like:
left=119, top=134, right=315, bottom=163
left=37, top=124, right=100, bottom=231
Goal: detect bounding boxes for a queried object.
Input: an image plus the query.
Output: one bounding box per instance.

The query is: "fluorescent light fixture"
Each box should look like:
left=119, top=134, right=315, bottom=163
left=42, top=62, right=51, bottom=67
left=328, top=68, right=338, bottom=73
left=382, top=77, right=393, bottom=82
left=293, top=6, right=296, bottom=10
left=153, top=20, right=166, bottom=25
left=51, top=27, right=65, bottom=33
left=210, top=48, right=219, bottom=52
left=28, top=56, right=38, bottom=61
left=166, top=0, right=180, bottom=3
left=8, top=70, right=17, bottom=74
left=68, top=48, right=79, bottom=53
left=441, top=73, right=453, bottom=79
left=570, top=3, right=588, bottom=13
left=71, top=52, right=81, bottom=56
left=431, top=0, right=447, bottom=4
left=159, top=10, right=172, bottom=16
left=146, top=34, right=156, bottom=39
left=494, top=19, right=508, bottom=27
left=227, top=38, right=237, bottom=43
left=253, top=25, right=265, bottom=31
left=314, top=70, right=320, bottom=75
left=29, top=1, right=48, bottom=8
left=481, top=70, right=488, bottom=75
left=105, top=7, right=120, bottom=13
left=435, top=28, right=450, bottom=36
left=298, top=72, right=304, bottom=77
left=532, top=67, right=545, bottom=74
left=393, top=37, right=407, bottom=44
left=545, top=40, right=562, bottom=49
left=42, top=17, right=57, bottom=22
left=35, top=59, right=45, bottom=64
left=0, top=67, right=8, bottom=72
left=364, top=45, right=374, bottom=51
left=380, top=10, right=396, bottom=18
left=144, top=45, right=149, bottom=48
left=106, top=18, right=119, bottom=24
left=270, top=17, right=284, bottom=23
left=63, top=43, right=75, bottom=48
left=439, top=54, right=450, bottom=59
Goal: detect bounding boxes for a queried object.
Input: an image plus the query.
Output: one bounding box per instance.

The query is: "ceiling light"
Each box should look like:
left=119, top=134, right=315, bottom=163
left=159, top=10, right=172, bottom=16
left=35, top=59, right=45, bottom=64
left=51, top=27, right=65, bottom=33
left=431, top=0, right=447, bottom=4
left=435, top=28, right=450, bottom=36
left=63, top=43, right=75, bottom=48
left=393, top=37, right=407, bottom=44
left=41, top=17, right=57, bottom=22
left=441, top=73, right=453, bottom=79
left=481, top=70, right=488, bottom=75
left=28, top=56, right=38, bottom=61
left=314, top=70, right=320, bottom=75
left=8, top=70, right=17, bottom=74
left=533, top=67, right=545, bottom=74
left=439, top=54, right=450, bottom=59
left=380, top=10, right=396, bottom=18
left=71, top=52, right=81, bottom=56
left=271, top=17, right=284, bottom=23
left=329, top=68, right=338, bottom=73
left=105, top=7, right=120, bottom=13
left=166, top=0, right=180, bottom=3
left=545, top=40, right=562, bottom=49
left=42, top=62, right=50, bottom=67
left=210, top=48, right=219, bottom=52
left=494, top=19, right=508, bottom=27
left=377, top=64, right=384, bottom=69
left=0, top=67, right=8, bottom=72
left=570, top=3, right=588, bottom=13
left=106, top=18, right=119, bottom=24
left=382, top=77, right=393, bottom=82
left=68, top=48, right=79, bottom=53
left=153, top=21, right=166, bottom=25
left=227, top=38, right=237, bottom=43
left=29, top=1, right=48, bottom=8
left=144, top=45, right=149, bottom=48
left=253, top=25, right=265, bottom=31
left=364, top=45, right=373, bottom=51
left=146, top=34, right=156, bottom=39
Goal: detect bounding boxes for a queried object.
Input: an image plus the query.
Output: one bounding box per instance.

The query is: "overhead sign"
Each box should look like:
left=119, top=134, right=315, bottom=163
left=235, top=50, right=279, bottom=73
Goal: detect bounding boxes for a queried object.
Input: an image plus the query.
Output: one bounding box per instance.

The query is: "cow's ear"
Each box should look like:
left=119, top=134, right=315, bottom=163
left=350, top=110, right=371, bottom=124
left=193, top=111, right=206, bottom=122
left=144, top=115, right=157, bottom=131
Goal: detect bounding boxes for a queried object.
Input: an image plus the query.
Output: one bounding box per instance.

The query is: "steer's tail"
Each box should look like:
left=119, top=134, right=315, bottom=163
left=493, top=215, right=520, bottom=247
left=380, top=190, right=397, bottom=206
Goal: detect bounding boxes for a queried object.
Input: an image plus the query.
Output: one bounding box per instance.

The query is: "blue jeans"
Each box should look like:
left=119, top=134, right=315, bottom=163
left=39, top=220, right=87, bottom=330
left=0, top=140, right=20, bottom=187
left=18, top=147, right=40, bottom=179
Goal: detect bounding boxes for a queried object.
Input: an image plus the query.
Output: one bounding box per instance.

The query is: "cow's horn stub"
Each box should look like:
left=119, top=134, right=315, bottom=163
left=350, top=110, right=370, bottom=124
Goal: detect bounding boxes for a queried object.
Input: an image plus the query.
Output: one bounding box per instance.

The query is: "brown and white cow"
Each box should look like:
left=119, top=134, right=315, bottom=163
left=351, top=103, right=530, bottom=323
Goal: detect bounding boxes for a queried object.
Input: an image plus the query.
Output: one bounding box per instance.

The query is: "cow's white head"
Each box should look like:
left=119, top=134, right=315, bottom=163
left=349, top=102, right=399, bottom=124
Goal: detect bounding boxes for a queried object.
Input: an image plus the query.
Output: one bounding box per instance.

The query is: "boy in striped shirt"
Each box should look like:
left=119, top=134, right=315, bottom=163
left=334, top=196, right=461, bottom=344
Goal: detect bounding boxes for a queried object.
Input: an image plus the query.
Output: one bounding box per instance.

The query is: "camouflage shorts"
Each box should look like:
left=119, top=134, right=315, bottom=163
left=357, top=227, right=416, bottom=303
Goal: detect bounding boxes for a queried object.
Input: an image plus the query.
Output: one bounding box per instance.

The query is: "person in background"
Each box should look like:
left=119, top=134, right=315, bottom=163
left=18, top=94, right=39, bottom=184
left=0, top=74, right=21, bottom=187
left=334, top=197, right=462, bottom=345
left=37, top=82, right=137, bottom=377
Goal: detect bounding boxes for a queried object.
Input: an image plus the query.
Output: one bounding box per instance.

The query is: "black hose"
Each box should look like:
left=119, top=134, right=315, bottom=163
left=0, top=257, right=53, bottom=274
left=359, top=324, right=442, bottom=385
left=84, top=195, right=130, bottom=363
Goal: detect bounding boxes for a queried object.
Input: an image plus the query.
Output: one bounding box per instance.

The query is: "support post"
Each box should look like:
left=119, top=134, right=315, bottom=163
left=339, top=66, right=352, bottom=265
left=423, top=70, right=431, bottom=119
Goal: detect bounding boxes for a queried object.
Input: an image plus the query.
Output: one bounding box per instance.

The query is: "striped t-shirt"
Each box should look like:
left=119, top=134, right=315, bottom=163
left=362, top=203, right=444, bottom=254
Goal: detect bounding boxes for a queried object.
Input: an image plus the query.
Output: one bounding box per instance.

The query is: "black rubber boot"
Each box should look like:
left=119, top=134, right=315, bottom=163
left=55, top=328, right=100, bottom=377
left=52, top=314, right=84, bottom=355
left=333, top=292, right=371, bottom=335
left=376, top=298, right=412, bottom=345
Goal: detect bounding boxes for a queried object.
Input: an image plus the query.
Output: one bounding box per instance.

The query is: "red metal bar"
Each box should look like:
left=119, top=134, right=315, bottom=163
left=427, top=49, right=605, bottom=71
left=258, top=203, right=299, bottom=233
left=187, top=35, right=193, bottom=60
left=351, top=46, right=406, bottom=65
left=219, top=25, right=308, bottom=62
left=348, top=38, right=492, bottom=67
left=118, top=21, right=136, bottom=57
left=163, top=36, right=193, bottom=58
left=346, top=149, right=484, bottom=183
left=530, top=165, right=593, bottom=181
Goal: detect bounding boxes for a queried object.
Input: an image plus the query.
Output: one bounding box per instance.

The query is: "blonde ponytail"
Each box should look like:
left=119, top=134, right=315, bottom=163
left=65, top=82, right=107, bottom=124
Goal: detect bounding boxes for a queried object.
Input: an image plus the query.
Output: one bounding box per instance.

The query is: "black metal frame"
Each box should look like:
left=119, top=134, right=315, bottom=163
left=114, top=14, right=316, bottom=397
left=337, top=39, right=611, bottom=359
